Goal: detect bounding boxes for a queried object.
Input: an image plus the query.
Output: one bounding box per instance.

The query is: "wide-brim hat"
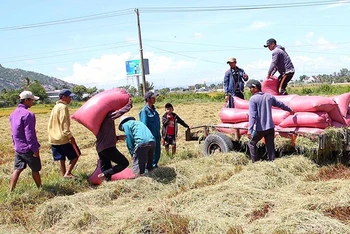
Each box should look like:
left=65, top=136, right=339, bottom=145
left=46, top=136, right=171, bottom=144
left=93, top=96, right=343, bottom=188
left=118, top=116, right=136, bottom=131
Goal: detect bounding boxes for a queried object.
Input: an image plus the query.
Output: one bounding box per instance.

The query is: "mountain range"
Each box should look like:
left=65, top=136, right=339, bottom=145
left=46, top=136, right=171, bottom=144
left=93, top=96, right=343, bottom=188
left=0, top=64, right=75, bottom=91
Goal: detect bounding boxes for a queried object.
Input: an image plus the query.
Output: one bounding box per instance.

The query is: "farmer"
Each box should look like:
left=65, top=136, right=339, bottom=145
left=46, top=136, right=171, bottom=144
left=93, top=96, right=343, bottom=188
left=139, top=91, right=161, bottom=168
left=95, top=99, right=132, bottom=181
left=247, top=80, right=294, bottom=162
left=264, top=38, right=295, bottom=95
left=118, top=116, right=156, bottom=176
left=224, top=57, right=249, bottom=108
left=9, top=91, right=42, bottom=192
left=48, top=89, right=79, bottom=178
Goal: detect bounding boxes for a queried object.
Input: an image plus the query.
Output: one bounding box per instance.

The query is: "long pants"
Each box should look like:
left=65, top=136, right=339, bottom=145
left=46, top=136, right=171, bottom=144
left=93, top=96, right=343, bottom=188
left=152, top=135, right=161, bottom=168
left=278, top=72, right=294, bottom=94
left=98, top=147, right=129, bottom=180
left=228, top=92, right=244, bottom=108
left=248, top=128, right=275, bottom=162
left=132, top=141, right=155, bottom=175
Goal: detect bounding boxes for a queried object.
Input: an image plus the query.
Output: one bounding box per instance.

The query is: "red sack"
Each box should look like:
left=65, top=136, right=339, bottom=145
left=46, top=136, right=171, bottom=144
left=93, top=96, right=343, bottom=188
left=279, top=112, right=331, bottom=129
left=220, top=108, right=249, bottom=123
left=333, top=93, right=350, bottom=117
left=71, top=88, right=130, bottom=136
left=262, top=76, right=279, bottom=95
left=88, top=159, right=135, bottom=185
left=288, top=96, right=336, bottom=113
left=232, top=96, right=249, bottom=109
left=272, top=109, right=291, bottom=125
left=274, top=94, right=298, bottom=107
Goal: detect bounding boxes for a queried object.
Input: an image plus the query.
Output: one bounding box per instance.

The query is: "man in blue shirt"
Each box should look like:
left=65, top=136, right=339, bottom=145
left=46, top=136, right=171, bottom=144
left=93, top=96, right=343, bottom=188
left=9, top=91, right=42, bottom=192
left=247, top=80, right=294, bottom=162
left=224, top=57, right=249, bottom=108
left=139, top=91, right=161, bottom=168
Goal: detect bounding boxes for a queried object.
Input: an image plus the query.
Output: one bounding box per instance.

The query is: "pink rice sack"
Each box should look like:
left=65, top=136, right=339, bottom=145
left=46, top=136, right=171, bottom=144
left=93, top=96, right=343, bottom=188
left=278, top=111, right=331, bottom=129
left=288, top=96, right=336, bottom=113
left=332, top=93, right=350, bottom=117
left=71, top=88, right=130, bottom=136
left=262, top=76, right=279, bottom=95
left=220, top=108, right=249, bottom=123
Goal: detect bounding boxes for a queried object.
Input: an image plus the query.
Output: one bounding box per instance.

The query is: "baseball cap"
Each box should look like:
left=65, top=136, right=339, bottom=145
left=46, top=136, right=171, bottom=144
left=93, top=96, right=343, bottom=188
left=59, top=89, right=75, bottom=97
left=227, top=57, right=237, bottom=64
left=246, top=79, right=261, bottom=89
left=118, top=116, right=136, bottom=131
left=263, top=38, right=277, bottom=48
left=19, top=91, right=39, bottom=100
left=144, top=91, right=159, bottom=100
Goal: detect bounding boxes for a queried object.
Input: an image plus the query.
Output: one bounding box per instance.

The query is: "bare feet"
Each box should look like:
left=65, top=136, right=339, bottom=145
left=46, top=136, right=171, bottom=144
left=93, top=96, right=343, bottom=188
left=98, top=173, right=105, bottom=180
left=64, top=173, right=77, bottom=179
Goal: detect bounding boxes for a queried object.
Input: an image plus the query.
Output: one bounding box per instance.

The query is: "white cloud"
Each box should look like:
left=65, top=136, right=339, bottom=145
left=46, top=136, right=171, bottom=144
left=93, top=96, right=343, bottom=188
left=306, top=32, right=314, bottom=40
left=61, top=51, right=196, bottom=89
left=316, top=37, right=336, bottom=50
left=248, top=21, right=272, bottom=30
left=193, top=32, right=203, bottom=39
left=56, top=67, right=67, bottom=72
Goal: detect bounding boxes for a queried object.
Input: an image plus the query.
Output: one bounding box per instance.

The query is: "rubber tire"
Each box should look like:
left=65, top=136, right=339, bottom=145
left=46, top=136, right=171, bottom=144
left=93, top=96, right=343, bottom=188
left=203, top=133, right=234, bottom=156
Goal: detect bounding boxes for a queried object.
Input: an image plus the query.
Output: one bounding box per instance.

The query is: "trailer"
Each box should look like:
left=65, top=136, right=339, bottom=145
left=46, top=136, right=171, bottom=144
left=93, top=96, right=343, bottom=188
left=185, top=123, right=350, bottom=164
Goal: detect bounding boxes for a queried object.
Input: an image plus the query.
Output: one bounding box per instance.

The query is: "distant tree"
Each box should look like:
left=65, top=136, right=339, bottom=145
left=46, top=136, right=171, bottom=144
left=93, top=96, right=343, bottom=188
left=72, top=85, right=87, bottom=100
left=2, top=90, right=20, bottom=106
left=159, top=87, right=170, bottom=95
left=87, top=86, right=98, bottom=95
left=209, top=83, right=216, bottom=89
left=118, top=85, right=138, bottom=96
left=139, top=81, right=154, bottom=94
left=299, top=75, right=307, bottom=82
left=23, top=77, right=31, bottom=89
left=28, top=80, right=48, bottom=101
left=338, top=68, right=349, bottom=77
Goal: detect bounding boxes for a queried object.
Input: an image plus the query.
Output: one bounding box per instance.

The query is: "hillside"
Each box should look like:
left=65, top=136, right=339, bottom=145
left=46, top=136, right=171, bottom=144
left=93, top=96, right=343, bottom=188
left=0, top=64, right=75, bottom=91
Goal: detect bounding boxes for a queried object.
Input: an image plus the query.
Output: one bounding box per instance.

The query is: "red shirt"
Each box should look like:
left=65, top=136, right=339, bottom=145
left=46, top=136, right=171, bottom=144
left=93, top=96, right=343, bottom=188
left=166, top=114, right=175, bottom=135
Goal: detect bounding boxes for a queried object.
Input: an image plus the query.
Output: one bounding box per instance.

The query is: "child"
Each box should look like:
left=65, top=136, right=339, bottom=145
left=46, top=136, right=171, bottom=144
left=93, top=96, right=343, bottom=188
left=161, top=103, right=190, bottom=155
left=118, top=116, right=156, bottom=176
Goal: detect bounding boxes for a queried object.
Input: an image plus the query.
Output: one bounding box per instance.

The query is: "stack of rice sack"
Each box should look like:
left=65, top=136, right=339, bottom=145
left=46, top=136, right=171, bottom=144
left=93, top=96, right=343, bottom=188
left=218, top=77, right=350, bottom=136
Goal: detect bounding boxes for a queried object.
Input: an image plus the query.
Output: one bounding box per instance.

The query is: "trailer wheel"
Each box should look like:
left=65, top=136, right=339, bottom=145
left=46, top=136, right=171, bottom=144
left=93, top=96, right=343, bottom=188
left=203, top=133, right=233, bottom=156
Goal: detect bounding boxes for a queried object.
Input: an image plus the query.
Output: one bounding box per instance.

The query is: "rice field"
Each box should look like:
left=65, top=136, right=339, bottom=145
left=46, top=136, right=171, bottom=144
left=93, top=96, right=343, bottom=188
left=0, top=101, right=350, bottom=234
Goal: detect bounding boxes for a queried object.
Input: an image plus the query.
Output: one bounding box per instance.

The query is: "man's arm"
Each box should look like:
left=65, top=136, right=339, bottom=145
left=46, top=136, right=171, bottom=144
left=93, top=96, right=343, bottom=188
left=176, top=114, right=189, bottom=128
left=23, top=113, right=40, bottom=155
left=267, top=52, right=278, bottom=78
left=109, top=98, right=133, bottom=120
left=272, top=97, right=294, bottom=114
left=248, top=100, right=257, bottom=134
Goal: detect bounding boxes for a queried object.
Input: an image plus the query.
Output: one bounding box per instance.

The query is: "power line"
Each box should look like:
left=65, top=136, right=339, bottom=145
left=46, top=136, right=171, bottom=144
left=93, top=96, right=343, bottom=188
left=0, top=9, right=134, bottom=31
left=1, top=1, right=347, bottom=31
left=0, top=40, right=137, bottom=60
left=140, top=1, right=349, bottom=13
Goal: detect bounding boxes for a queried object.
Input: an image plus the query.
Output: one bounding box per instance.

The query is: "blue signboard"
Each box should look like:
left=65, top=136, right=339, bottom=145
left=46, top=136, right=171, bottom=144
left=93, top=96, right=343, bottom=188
left=125, top=59, right=150, bottom=76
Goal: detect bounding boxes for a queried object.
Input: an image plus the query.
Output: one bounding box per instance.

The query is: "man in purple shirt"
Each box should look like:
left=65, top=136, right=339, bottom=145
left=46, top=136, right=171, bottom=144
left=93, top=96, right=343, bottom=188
left=9, top=91, right=42, bottom=192
left=264, top=38, right=295, bottom=95
left=247, top=80, right=294, bottom=162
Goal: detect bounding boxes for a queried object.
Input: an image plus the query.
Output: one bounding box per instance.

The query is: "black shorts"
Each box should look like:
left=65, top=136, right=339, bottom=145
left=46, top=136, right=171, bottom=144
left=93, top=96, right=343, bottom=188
left=51, top=143, right=79, bottom=161
left=164, top=135, right=176, bottom=146
left=14, top=151, right=41, bottom=172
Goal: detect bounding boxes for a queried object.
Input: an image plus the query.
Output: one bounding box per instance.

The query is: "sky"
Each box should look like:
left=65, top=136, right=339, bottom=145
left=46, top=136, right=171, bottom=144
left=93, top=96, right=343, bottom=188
left=1, top=0, right=350, bottom=90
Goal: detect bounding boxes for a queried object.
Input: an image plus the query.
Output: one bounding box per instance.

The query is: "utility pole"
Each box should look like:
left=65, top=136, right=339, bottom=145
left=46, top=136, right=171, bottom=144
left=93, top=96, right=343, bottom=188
left=135, top=8, right=146, bottom=96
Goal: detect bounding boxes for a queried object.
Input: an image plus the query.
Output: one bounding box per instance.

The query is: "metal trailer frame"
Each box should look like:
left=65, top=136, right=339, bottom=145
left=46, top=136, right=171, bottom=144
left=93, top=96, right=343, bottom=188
left=185, top=123, right=350, bottom=159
